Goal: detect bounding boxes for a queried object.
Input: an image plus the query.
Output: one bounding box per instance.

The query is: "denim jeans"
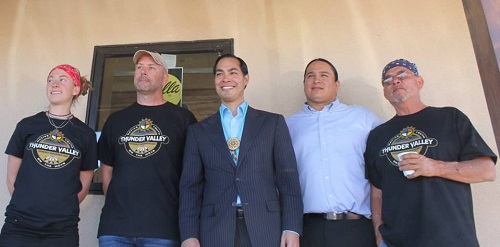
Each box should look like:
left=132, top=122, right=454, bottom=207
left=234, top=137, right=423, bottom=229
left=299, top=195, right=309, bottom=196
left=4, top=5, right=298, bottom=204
left=379, top=242, right=389, bottom=247
left=98, top=235, right=179, bottom=247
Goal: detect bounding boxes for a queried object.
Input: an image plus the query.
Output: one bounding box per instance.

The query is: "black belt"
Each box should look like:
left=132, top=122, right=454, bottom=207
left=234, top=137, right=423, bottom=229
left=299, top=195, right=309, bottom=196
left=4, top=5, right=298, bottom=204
left=236, top=207, right=244, bottom=218
left=305, top=212, right=362, bottom=220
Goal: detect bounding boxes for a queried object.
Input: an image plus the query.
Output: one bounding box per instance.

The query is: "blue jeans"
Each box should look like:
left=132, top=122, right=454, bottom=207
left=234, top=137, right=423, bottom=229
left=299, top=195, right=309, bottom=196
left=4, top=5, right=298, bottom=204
left=98, top=235, right=179, bottom=247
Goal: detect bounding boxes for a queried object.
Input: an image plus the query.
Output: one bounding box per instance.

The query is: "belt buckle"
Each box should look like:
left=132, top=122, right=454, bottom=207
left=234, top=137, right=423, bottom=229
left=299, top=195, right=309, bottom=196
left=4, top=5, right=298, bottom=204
left=324, top=212, right=345, bottom=220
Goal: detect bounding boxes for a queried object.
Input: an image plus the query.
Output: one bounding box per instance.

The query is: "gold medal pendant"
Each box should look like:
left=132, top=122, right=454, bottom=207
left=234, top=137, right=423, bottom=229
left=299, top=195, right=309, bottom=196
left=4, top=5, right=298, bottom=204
left=227, top=137, right=240, bottom=151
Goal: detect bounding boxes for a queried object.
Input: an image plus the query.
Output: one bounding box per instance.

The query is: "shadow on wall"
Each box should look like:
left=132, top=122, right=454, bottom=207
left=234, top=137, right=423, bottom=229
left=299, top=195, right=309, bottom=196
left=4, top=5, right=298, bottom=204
left=337, top=76, right=391, bottom=120
left=279, top=69, right=306, bottom=117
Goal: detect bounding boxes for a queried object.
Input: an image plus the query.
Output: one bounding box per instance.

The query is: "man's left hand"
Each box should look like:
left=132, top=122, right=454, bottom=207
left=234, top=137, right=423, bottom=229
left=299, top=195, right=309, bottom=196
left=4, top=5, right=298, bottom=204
left=280, top=231, right=300, bottom=247
left=399, top=153, right=437, bottom=179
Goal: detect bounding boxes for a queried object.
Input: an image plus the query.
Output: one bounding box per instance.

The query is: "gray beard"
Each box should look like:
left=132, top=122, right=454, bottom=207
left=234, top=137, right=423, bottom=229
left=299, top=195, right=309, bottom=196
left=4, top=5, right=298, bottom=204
left=389, top=92, right=410, bottom=104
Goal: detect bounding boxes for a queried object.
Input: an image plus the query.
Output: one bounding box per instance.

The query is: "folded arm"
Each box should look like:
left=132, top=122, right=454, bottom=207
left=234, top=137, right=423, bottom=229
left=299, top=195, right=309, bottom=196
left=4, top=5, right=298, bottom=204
left=400, top=155, right=495, bottom=183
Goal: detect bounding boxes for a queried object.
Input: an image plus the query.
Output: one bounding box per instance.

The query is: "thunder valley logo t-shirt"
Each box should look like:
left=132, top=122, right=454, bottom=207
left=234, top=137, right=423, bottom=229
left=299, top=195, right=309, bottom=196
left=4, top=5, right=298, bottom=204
left=118, top=118, right=170, bottom=159
left=28, top=129, right=81, bottom=169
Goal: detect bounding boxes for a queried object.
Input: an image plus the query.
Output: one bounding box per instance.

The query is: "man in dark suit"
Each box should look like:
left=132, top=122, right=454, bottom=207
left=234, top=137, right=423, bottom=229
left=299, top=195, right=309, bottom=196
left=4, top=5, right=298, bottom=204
left=179, top=54, right=303, bottom=247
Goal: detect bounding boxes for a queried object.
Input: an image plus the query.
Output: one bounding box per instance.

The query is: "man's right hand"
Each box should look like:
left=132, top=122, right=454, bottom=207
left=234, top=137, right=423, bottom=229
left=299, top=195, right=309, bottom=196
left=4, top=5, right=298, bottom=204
left=181, top=238, right=200, bottom=247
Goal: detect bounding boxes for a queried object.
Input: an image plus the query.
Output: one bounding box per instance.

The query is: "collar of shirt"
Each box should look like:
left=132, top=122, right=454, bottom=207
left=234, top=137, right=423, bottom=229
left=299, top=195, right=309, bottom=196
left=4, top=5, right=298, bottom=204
left=304, top=99, right=339, bottom=113
left=219, top=101, right=248, bottom=141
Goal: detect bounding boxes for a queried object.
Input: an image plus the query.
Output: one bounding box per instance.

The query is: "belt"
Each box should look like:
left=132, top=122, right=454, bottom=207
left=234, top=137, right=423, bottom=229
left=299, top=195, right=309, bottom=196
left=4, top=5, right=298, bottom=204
left=305, top=212, right=362, bottom=220
left=236, top=207, right=244, bottom=218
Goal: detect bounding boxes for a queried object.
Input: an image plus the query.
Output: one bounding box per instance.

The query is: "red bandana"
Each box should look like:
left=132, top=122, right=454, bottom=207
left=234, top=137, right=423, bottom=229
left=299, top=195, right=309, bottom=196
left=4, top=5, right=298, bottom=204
left=49, top=64, right=81, bottom=87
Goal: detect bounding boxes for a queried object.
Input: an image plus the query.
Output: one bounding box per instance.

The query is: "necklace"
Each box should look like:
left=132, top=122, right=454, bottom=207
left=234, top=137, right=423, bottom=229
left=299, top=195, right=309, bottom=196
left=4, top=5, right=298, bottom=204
left=46, top=111, right=73, bottom=130
left=47, top=111, right=73, bottom=119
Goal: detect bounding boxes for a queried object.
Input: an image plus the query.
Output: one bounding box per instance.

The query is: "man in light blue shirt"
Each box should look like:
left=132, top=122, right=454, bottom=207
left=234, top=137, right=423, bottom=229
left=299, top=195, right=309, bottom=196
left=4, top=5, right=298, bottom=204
left=286, top=58, right=382, bottom=247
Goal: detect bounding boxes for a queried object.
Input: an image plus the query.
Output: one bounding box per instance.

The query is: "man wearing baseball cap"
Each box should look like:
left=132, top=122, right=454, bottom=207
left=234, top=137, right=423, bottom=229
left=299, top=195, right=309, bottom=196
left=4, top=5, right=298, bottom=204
left=364, top=58, right=496, bottom=247
left=97, top=50, right=197, bottom=246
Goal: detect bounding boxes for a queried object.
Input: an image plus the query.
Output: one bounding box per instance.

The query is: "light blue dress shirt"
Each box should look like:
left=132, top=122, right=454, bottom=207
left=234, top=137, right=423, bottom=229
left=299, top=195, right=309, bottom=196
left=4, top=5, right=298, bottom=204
left=220, top=101, right=248, bottom=205
left=286, top=99, right=382, bottom=217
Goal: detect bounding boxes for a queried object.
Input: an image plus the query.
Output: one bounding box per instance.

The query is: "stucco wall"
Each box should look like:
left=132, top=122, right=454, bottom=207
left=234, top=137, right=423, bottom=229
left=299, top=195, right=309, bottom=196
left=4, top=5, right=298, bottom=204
left=1, top=0, right=498, bottom=246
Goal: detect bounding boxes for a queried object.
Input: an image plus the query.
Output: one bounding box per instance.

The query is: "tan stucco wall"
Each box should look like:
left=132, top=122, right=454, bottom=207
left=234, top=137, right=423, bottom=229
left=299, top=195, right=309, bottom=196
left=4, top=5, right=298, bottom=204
left=1, top=0, right=498, bottom=246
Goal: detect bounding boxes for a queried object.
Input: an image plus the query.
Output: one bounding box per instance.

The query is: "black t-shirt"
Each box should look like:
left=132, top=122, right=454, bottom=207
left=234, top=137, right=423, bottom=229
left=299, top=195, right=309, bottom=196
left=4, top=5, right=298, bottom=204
left=97, top=102, right=197, bottom=240
left=4, top=112, right=97, bottom=229
left=365, top=107, right=497, bottom=247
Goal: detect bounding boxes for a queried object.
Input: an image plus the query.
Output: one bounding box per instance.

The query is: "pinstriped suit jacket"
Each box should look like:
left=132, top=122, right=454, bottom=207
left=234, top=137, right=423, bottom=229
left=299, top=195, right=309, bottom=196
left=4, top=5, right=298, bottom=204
left=179, top=107, right=303, bottom=247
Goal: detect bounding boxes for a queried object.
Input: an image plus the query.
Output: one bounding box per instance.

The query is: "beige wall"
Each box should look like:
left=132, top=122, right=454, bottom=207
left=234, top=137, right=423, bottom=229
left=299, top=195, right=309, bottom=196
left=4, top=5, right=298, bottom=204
left=1, top=0, right=499, bottom=246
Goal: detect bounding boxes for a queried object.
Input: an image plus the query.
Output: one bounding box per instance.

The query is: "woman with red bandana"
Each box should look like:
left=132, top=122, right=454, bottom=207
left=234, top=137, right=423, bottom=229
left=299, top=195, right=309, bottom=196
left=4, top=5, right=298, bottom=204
left=0, top=64, right=97, bottom=246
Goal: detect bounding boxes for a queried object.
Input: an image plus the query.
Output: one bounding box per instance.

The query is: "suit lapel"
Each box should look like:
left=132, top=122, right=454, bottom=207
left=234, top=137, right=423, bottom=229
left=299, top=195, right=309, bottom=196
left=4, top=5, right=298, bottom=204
left=202, top=113, right=236, bottom=166
left=238, top=107, right=265, bottom=165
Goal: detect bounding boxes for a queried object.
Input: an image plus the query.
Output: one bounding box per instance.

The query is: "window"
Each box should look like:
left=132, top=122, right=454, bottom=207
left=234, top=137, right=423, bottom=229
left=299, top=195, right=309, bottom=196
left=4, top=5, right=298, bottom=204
left=86, top=39, right=234, bottom=194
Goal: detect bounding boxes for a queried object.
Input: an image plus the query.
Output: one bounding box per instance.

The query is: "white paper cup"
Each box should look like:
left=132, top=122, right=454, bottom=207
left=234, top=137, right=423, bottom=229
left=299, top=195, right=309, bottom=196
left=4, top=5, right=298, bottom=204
left=397, top=151, right=417, bottom=176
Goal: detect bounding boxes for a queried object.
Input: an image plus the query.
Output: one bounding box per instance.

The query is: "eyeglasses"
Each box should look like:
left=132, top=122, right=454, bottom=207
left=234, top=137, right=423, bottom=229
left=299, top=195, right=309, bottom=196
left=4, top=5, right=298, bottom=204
left=382, top=71, right=415, bottom=86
